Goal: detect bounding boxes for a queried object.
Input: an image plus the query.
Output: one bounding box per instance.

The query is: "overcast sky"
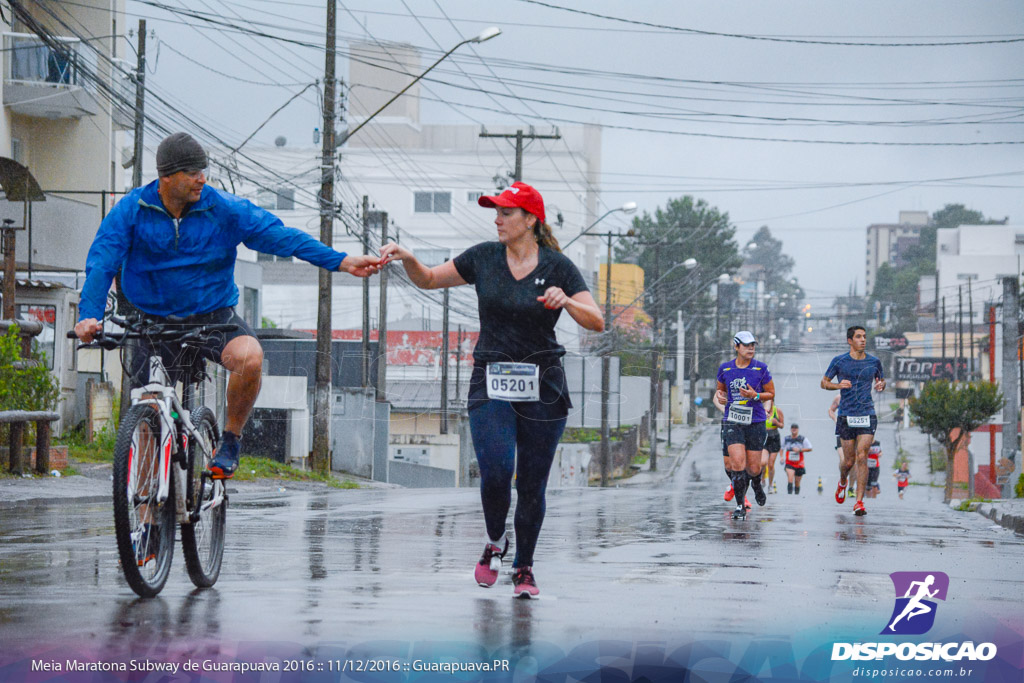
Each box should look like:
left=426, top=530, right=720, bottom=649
left=125, top=0, right=1024, bottom=305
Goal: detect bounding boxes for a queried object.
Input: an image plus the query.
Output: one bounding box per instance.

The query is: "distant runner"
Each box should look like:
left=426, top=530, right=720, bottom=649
left=821, top=325, right=886, bottom=517
left=866, top=440, right=882, bottom=498
left=894, top=462, right=911, bottom=499
left=781, top=423, right=812, bottom=494
left=763, top=401, right=784, bottom=494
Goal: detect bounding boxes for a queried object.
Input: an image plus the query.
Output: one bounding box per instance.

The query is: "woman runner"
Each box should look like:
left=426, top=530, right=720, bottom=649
left=379, top=181, right=603, bottom=598
left=716, top=331, right=776, bottom=520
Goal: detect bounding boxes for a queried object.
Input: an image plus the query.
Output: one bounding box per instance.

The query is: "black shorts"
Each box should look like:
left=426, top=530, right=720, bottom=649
left=721, top=421, right=767, bottom=452
left=867, top=467, right=880, bottom=486
left=785, top=464, right=806, bottom=476
left=835, top=435, right=842, bottom=449
left=836, top=415, right=878, bottom=441
left=128, top=307, right=256, bottom=387
left=764, top=430, right=781, bottom=453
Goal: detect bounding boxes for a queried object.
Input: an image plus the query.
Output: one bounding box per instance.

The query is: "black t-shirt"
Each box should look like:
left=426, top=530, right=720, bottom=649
left=453, top=241, right=589, bottom=413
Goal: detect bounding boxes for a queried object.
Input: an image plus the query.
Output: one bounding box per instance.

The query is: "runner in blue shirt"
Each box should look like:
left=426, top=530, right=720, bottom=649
left=715, top=330, right=775, bottom=520
left=821, top=325, right=886, bottom=516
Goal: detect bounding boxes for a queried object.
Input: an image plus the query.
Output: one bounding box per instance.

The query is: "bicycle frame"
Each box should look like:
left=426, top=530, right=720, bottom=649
left=129, top=354, right=224, bottom=525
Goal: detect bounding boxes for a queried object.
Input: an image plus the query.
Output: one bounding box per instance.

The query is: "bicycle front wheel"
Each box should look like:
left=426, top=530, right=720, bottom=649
left=112, top=405, right=175, bottom=597
left=181, top=407, right=226, bottom=588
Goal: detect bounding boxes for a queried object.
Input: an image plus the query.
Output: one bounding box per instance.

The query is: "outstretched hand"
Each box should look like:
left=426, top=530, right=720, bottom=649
left=339, top=254, right=384, bottom=277
left=379, top=242, right=412, bottom=265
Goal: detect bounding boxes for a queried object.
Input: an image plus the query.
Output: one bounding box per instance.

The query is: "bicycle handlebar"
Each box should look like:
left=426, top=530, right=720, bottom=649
left=67, top=319, right=240, bottom=350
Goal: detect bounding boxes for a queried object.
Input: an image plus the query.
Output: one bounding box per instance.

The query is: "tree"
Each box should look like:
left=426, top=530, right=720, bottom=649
left=908, top=380, right=1003, bottom=502
left=617, top=196, right=742, bottom=337
left=615, top=196, right=743, bottom=382
left=745, top=226, right=797, bottom=295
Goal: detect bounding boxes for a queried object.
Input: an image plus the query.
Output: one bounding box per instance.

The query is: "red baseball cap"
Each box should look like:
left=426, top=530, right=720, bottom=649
left=477, top=181, right=545, bottom=224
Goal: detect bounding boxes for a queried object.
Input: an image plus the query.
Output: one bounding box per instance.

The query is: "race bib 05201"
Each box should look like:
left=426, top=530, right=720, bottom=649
left=486, top=363, right=540, bottom=402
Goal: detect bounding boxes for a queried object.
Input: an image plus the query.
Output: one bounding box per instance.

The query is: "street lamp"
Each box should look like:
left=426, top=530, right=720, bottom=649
left=715, top=273, right=731, bottom=337
left=339, top=26, right=502, bottom=145
left=562, top=201, right=638, bottom=250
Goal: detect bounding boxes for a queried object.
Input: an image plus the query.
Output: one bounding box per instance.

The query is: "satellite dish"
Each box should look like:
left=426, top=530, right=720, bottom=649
left=274, top=136, right=287, bottom=147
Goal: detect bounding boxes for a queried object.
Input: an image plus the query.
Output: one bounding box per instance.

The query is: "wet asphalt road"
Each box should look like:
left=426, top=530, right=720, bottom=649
left=1, top=350, right=1023, bottom=667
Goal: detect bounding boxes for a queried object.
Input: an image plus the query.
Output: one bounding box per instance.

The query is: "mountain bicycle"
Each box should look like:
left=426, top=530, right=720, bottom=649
left=70, top=313, right=238, bottom=597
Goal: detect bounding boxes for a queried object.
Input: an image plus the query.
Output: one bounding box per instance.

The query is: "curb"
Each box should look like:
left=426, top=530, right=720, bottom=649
left=971, top=502, right=1024, bottom=535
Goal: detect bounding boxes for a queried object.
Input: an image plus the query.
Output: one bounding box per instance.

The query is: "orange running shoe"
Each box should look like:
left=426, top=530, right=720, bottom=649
left=835, top=479, right=847, bottom=504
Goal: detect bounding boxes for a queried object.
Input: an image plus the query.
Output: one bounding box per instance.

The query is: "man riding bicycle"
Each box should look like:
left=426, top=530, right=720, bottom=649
left=74, top=132, right=382, bottom=479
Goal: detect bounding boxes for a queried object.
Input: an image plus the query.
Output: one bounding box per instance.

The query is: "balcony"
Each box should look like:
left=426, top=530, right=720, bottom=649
left=3, top=32, right=98, bottom=119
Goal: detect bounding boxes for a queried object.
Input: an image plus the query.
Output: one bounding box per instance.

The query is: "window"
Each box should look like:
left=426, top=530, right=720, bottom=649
left=10, top=138, right=23, bottom=164
left=243, top=287, right=259, bottom=328
left=275, top=188, right=295, bottom=210
left=413, top=191, right=451, bottom=213
left=416, top=248, right=450, bottom=267
left=956, top=273, right=978, bottom=281
left=17, top=304, right=56, bottom=370
left=467, top=191, right=483, bottom=202
left=256, top=190, right=276, bottom=210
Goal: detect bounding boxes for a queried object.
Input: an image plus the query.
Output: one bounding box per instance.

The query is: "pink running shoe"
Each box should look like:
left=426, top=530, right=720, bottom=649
left=474, top=538, right=509, bottom=587
left=512, top=566, right=539, bottom=599
left=724, top=485, right=735, bottom=502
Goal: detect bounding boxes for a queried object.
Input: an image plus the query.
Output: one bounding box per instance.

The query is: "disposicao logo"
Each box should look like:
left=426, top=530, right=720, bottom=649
left=831, top=571, right=997, bottom=662
left=883, top=571, right=949, bottom=635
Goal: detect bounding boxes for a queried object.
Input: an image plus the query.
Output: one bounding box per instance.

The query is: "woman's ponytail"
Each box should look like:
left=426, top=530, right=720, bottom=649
left=533, top=220, right=561, bottom=252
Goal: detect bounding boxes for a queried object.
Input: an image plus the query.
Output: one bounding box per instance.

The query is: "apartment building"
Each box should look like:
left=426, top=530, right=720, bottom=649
left=865, top=210, right=929, bottom=295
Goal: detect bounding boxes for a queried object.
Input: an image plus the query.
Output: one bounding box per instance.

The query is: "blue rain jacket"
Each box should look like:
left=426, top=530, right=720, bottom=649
left=78, top=181, right=346, bottom=320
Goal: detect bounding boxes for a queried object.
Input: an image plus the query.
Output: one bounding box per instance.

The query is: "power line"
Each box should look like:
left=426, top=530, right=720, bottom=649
left=514, top=0, right=1024, bottom=47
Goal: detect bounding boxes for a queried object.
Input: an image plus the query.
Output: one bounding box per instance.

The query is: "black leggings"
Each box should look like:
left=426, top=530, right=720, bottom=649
left=469, top=399, right=567, bottom=568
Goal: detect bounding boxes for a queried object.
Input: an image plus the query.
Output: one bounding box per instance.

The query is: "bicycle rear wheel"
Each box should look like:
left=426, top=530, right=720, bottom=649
left=112, top=405, right=175, bottom=597
left=181, top=407, right=226, bottom=588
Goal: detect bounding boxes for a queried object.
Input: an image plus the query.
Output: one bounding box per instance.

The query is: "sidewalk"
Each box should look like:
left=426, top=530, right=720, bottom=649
left=893, top=422, right=1023, bottom=535
left=618, top=420, right=705, bottom=488
left=0, top=459, right=394, bottom=507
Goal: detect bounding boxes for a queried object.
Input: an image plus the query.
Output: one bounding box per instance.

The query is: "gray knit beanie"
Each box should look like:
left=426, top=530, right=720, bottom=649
left=156, top=132, right=208, bottom=177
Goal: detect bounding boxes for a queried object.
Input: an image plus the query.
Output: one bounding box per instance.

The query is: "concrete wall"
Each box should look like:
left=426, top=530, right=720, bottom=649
left=388, top=459, right=455, bottom=488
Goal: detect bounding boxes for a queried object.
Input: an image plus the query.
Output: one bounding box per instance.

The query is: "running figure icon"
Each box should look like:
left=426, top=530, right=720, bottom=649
left=887, top=575, right=939, bottom=632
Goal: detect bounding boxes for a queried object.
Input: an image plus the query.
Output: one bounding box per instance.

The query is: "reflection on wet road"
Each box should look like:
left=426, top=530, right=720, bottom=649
left=1, top=352, right=1022, bottom=661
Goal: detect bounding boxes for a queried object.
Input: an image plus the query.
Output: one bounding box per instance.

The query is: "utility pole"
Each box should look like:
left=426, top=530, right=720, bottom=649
left=1002, top=277, right=1020, bottom=497
left=131, top=20, right=146, bottom=189
left=958, top=285, right=964, bottom=381
left=989, top=304, right=997, bottom=483
left=648, top=248, right=661, bottom=471
left=120, top=19, right=147, bottom=423
left=376, top=212, right=389, bottom=402
left=311, top=0, right=336, bottom=474
left=968, top=278, right=975, bottom=379
left=600, top=232, right=613, bottom=487
left=455, top=325, right=463, bottom=405
left=361, top=196, right=371, bottom=387
left=478, top=127, right=560, bottom=182
left=941, top=296, right=946, bottom=360
left=441, top=281, right=450, bottom=434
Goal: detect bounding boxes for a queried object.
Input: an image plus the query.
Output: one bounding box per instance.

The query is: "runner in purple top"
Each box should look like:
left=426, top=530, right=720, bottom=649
left=715, top=331, right=776, bottom=520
